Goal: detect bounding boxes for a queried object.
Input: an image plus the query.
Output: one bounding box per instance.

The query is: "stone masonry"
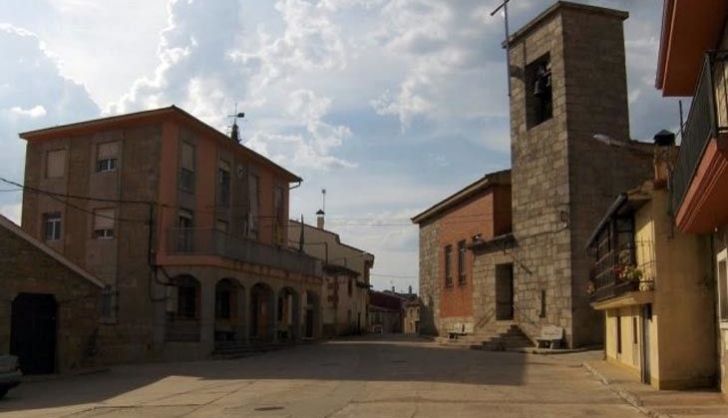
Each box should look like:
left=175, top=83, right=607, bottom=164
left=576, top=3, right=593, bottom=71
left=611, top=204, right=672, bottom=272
left=0, top=215, right=102, bottom=373
left=417, top=220, right=439, bottom=335
left=508, top=2, right=653, bottom=347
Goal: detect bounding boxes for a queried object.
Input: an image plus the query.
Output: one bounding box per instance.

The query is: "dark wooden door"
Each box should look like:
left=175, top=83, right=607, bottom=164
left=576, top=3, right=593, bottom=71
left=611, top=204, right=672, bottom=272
left=496, top=264, right=514, bottom=320
left=305, top=309, right=314, bottom=338
left=10, top=293, right=57, bottom=374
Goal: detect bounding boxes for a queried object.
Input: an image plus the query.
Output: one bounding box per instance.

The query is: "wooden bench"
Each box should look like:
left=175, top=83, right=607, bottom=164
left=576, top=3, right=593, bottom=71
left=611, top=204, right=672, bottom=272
left=536, top=325, right=564, bottom=349
left=448, top=322, right=474, bottom=339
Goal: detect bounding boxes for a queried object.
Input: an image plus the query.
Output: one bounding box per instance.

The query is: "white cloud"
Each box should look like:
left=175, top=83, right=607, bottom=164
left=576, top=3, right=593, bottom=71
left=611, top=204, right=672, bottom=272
left=0, top=202, right=22, bottom=224
left=10, top=105, right=47, bottom=118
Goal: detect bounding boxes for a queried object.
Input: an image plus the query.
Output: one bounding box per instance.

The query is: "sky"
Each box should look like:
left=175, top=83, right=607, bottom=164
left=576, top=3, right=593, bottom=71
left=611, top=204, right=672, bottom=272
left=0, top=0, right=683, bottom=292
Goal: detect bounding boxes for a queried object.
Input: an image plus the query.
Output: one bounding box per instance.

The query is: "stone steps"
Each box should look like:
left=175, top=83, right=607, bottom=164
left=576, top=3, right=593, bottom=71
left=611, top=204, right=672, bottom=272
left=437, top=323, right=533, bottom=351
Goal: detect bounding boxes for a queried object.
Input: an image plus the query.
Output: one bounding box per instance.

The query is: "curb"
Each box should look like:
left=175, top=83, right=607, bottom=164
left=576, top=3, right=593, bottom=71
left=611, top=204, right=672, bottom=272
left=582, top=362, right=671, bottom=418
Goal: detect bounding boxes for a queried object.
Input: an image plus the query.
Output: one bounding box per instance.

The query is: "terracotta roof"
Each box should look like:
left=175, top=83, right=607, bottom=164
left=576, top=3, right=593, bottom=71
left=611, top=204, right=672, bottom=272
left=19, top=105, right=301, bottom=183
left=411, top=169, right=510, bottom=224
left=0, top=214, right=105, bottom=288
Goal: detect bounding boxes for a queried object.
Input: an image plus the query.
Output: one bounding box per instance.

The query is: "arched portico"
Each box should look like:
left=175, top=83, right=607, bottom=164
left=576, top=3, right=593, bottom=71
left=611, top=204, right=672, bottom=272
left=214, top=278, right=245, bottom=345
left=277, top=287, right=300, bottom=342
left=250, top=282, right=275, bottom=342
left=166, top=275, right=201, bottom=342
left=303, top=290, right=322, bottom=339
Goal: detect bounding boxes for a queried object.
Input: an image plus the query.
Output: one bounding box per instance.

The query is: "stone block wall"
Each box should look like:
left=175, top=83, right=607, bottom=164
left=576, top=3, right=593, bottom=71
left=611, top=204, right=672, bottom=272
left=508, top=3, right=650, bottom=347
left=418, top=220, right=440, bottom=335
left=0, top=223, right=102, bottom=373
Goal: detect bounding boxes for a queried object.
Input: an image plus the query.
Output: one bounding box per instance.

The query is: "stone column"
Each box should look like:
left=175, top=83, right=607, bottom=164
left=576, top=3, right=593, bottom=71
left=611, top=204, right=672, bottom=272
left=199, top=275, right=216, bottom=356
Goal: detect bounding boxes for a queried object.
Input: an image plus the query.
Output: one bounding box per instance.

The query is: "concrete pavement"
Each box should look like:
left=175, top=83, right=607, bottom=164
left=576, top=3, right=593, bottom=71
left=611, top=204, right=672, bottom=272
left=0, top=335, right=645, bottom=417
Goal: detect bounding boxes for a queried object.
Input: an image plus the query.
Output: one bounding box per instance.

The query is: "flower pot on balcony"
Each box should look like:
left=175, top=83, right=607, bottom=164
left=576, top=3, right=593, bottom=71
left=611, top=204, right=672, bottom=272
left=638, top=280, right=654, bottom=292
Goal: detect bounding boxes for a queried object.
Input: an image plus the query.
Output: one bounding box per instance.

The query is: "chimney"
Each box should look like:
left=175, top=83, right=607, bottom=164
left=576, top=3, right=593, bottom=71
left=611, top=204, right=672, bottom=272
left=408, top=285, right=412, bottom=295
left=316, top=209, right=325, bottom=229
left=391, top=285, right=395, bottom=292
left=653, top=129, right=677, bottom=187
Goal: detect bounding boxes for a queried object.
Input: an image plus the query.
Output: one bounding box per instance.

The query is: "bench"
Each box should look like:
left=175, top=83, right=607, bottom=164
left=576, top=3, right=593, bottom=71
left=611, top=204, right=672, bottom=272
left=448, top=322, right=474, bottom=339
left=536, top=325, right=564, bottom=349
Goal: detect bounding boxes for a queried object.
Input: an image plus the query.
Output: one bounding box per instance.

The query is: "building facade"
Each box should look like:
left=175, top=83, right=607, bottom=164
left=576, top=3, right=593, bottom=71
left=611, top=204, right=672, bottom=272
left=288, top=215, right=374, bottom=337
left=655, top=0, right=728, bottom=395
left=19, top=106, right=323, bottom=364
left=506, top=2, right=653, bottom=347
left=587, top=154, right=716, bottom=389
left=413, top=170, right=511, bottom=335
left=369, top=290, right=404, bottom=334
left=0, top=214, right=103, bottom=374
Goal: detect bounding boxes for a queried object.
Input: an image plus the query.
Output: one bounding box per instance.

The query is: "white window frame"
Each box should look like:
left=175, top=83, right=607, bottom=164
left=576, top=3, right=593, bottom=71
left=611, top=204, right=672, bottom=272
left=93, top=208, right=116, bottom=240
left=43, top=212, right=62, bottom=241
left=96, top=142, right=119, bottom=173
left=717, top=248, right=728, bottom=328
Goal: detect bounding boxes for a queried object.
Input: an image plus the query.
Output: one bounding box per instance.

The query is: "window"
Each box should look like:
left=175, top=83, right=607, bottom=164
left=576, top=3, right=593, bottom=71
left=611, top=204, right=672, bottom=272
left=457, top=240, right=466, bottom=285
left=718, top=249, right=728, bottom=321
left=96, top=142, right=119, bottom=173
left=93, top=208, right=115, bottom=239
left=247, top=173, right=260, bottom=238
left=177, top=210, right=194, bottom=252
left=633, top=317, right=638, bottom=344
left=43, top=212, right=62, bottom=241
left=179, top=142, right=195, bottom=192
left=540, top=290, right=546, bottom=318
left=274, top=186, right=285, bottom=244
left=444, top=245, right=453, bottom=287
left=217, top=160, right=231, bottom=207
left=348, top=277, right=353, bottom=296
left=46, top=149, right=67, bottom=179
left=525, top=53, right=553, bottom=129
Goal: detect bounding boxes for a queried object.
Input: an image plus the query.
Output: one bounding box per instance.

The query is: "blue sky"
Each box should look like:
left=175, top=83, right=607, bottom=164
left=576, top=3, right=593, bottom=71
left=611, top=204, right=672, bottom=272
left=0, top=0, right=682, bottom=291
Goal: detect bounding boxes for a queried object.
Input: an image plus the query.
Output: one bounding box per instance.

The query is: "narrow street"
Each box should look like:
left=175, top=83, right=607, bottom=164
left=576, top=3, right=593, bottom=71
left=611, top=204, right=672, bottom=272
left=0, top=336, right=643, bottom=418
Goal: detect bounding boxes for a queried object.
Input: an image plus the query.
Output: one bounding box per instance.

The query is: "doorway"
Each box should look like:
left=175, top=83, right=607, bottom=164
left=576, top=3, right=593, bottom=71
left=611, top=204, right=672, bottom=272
left=641, top=304, right=652, bottom=384
left=495, top=264, right=514, bottom=320
left=10, top=293, right=57, bottom=375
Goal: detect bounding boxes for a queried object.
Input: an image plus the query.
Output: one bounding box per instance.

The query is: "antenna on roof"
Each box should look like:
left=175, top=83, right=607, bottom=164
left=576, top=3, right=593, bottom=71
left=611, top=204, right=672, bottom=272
left=228, top=103, right=245, bottom=143
left=322, top=188, right=327, bottom=213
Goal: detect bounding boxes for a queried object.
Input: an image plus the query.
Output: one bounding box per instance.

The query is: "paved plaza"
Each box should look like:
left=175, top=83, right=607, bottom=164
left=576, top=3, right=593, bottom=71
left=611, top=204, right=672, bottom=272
left=0, top=336, right=645, bottom=418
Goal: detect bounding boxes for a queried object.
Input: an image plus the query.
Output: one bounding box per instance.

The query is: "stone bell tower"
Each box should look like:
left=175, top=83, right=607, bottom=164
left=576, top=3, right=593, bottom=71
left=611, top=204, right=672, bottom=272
left=507, top=1, right=652, bottom=347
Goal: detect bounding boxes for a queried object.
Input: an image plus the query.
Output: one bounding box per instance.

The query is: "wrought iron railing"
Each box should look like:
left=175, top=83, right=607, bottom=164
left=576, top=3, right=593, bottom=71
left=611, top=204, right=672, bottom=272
left=589, top=242, right=638, bottom=302
left=672, top=50, right=728, bottom=213
left=167, top=228, right=322, bottom=277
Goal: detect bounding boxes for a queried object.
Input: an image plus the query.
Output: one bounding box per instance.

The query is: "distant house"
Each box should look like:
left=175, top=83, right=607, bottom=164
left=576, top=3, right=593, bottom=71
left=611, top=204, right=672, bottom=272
left=0, top=214, right=103, bottom=374
left=412, top=170, right=512, bottom=337
left=289, top=212, right=374, bottom=337
left=369, top=290, right=405, bottom=334
left=587, top=140, right=716, bottom=389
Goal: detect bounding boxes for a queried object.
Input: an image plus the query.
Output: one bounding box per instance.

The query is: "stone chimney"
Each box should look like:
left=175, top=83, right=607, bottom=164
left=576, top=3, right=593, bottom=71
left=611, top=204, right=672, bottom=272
left=316, top=209, right=325, bottom=229
left=408, top=285, right=412, bottom=295
left=653, top=129, right=677, bottom=188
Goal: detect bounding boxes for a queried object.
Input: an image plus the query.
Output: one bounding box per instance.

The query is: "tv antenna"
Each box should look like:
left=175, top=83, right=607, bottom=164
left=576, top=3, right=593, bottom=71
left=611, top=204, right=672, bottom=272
left=491, top=0, right=513, bottom=97
left=228, top=104, right=245, bottom=143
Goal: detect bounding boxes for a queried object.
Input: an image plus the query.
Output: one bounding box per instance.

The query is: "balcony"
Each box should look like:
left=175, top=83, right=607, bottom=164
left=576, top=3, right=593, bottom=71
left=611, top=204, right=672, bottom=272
left=166, top=228, right=321, bottom=277
left=589, top=243, right=640, bottom=303
left=671, top=50, right=728, bottom=232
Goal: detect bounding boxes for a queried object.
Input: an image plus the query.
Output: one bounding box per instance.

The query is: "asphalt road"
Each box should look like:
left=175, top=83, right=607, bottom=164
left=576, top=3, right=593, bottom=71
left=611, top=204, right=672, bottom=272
left=0, top=335, right=644, bottom=417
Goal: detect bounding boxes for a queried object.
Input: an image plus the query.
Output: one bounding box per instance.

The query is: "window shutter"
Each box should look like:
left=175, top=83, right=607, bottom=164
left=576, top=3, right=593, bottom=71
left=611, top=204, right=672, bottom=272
left=46, top=149, right=66, bottom=178
left=94, top=208, right=115, bottom=230
left=181, top=143, right=195, bottom=170
left=98, top=142, right=119, bottom=159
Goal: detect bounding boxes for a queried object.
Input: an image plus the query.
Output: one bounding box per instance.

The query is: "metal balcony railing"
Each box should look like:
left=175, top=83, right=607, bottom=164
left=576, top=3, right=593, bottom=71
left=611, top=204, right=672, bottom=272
left=672, top=50, right=728, bottom=213
left=167, top=228, right=322, bottom=277
left=590, top=242, right=639, bottom=302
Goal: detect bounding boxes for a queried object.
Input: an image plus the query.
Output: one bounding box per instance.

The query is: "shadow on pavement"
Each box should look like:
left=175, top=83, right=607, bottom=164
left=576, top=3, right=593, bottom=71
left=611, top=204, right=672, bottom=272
left=0, top=335, right=540, bottom=413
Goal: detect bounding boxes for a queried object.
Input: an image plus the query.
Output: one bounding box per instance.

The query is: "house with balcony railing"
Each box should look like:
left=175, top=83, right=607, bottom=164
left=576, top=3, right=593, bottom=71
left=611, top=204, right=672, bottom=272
left=586, top=141, right=716, bottom=390
left=17, top=106, right=325, bottom=365
left=656, top=0, right=728, bottom=395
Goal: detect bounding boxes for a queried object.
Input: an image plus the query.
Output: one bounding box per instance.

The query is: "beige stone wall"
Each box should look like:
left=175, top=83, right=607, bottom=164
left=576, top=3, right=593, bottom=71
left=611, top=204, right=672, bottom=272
left=472, top=247, right=516, bottom=327
left=604, top=307, right=643, bottom=376
left=0, top=224, right=102, bottom=373
left=508, top=4, right=653, bottom=347
left=417, top=220, right=439, bottom=335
